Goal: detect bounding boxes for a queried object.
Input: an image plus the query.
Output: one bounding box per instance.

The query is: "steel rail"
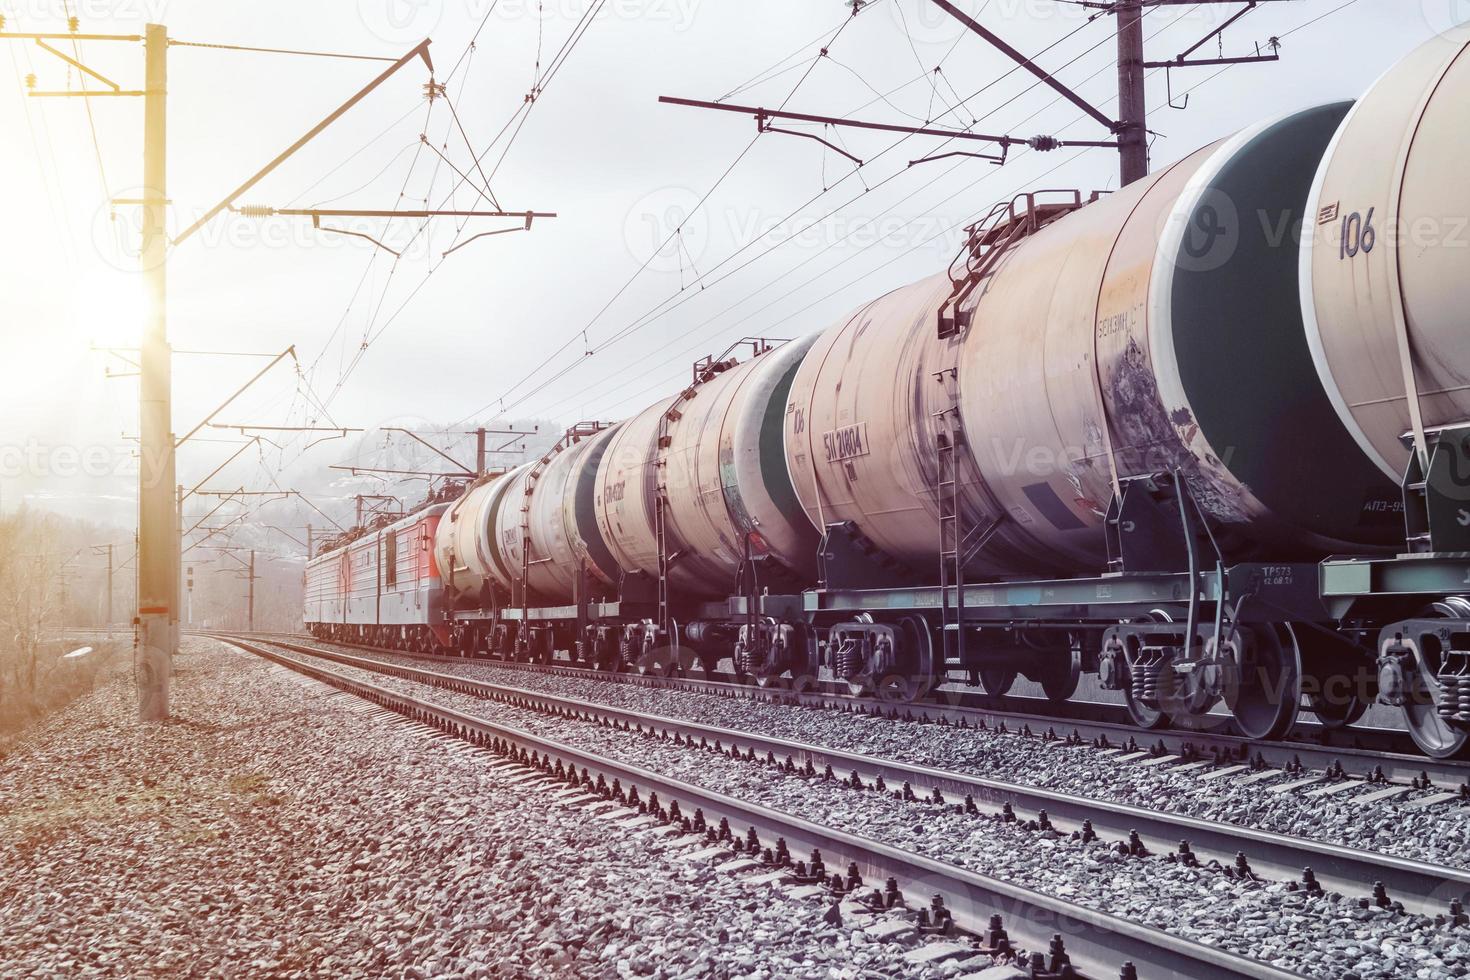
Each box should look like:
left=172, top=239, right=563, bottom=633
left=226, top=634, right=1470, bottom=917
left=222, top=634, right=1302, bottom=980
left=237, top=630, right=1470, bottom=786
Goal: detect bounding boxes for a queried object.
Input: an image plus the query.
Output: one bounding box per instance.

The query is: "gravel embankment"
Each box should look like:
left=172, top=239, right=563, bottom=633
left=304, top=642, right=1470, bottom=871
left=0, top=637, right=992, bottom=979
left=277, top=646, right=1470, bottom=980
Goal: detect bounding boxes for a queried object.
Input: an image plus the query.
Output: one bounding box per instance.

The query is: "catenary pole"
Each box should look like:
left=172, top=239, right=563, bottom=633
left=137, top=22, right=173, bottom=721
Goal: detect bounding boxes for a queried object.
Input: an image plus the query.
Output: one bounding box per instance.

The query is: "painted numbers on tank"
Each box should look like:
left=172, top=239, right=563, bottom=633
left=1337, top=207, right=1376, bottom=260
left=822, top=422, right=870, bottom=463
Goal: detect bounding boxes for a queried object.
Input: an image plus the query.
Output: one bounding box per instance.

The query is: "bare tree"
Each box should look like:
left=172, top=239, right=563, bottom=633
left=0, top=509, right=122, bottom=734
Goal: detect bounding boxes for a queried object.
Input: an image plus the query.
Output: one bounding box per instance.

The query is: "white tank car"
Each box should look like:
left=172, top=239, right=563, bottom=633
left=1301, top=25, right=1470, bottom=481
left=593, top=337, right=821, bottom=600
left=784, top=102, right=1402, bottom=585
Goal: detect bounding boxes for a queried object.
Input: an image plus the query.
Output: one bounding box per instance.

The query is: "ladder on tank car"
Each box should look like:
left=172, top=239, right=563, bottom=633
left=936, top=395, right=966, bottom=663
left=938, top=190, right=1088, bottom=339
left=934, top=376, right=1007, bottom=665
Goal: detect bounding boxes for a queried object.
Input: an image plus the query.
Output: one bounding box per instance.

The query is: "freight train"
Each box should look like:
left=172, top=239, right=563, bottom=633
left=307, top=28, right=1470, bottom=758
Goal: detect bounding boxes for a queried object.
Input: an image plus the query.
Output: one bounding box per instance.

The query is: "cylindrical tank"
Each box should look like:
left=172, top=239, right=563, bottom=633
left=1301, top=25, right=1470, bottom=480
left=595, top=340, right=822, bottom=599
left=491, top=426, right=623, bottom=604
left=1116, top=101, right=1401, bottom=550
left=786, top=103, right=1401, bottom=580
left=559, top=424, right=624, bottom=598
left=433, top=469, right=519, bottom=606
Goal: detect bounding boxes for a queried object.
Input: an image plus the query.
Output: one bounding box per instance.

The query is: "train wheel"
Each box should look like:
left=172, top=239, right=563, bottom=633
left=1122, top=685, right=1170, bottom=729
left=1295, top=626, right=1371, bottom=730
left=1037, top=648, right=1082, bottom=702
left=751, top=624, right=803, bottom=689
left=1224, top=624, right=1301, bottom=742
left=1118, top=612, right=1174, bottom=730
left=872, top=617, right=935, bottom=703
left=978, top=667, right=1016, bottom=697
left=1309, top=691, right=1369, bottom=730
left=633, top=628, right=676, bottom=677
left=1401, top=674, right=1470, bottom=759
left=784, top=626, right=820, bottom=693
left=1397, top=601, right=1470, bottom=759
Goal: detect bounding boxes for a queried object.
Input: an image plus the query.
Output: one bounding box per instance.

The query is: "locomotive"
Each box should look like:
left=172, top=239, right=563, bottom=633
left=307, top=27, right=1470, bottom=758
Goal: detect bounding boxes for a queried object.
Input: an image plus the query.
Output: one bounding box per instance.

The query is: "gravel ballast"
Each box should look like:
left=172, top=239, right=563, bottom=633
left=0, top=637, right=987, bottom=979
left=270, top=643, right=1470, bottom=980
left=302, top=641, right=1470, bottom=872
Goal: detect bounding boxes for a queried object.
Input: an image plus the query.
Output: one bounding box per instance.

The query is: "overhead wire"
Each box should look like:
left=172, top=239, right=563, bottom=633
left=715, top=5, right=883, bottom=103
left=540, top=0, right=1347, bottom=422
left=523, top=2, right=1225, bottom=420
left=167, top=40, right=397, bottom=61
left=235, top=0, right=1360, bottom=524
left=535, top=16, right=1140, bottom=423
left=893, top=0, right=979, bottom=126
left=476, top=9, right=1116, bottom=420
left=262, top=0, right=544, bottom=495
left=449, top=7, right=873, bottom=425
left=59, top=0, right=111, bottom=212
left=326, top=0, right=609, bottom=388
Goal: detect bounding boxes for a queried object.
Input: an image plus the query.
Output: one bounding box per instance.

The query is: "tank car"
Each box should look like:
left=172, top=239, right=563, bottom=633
left=306, top=27, right=1470, bottom=759
left=1299, top=24, right=1470, bottom=758
left=786, top=100, right=1403, bottom=727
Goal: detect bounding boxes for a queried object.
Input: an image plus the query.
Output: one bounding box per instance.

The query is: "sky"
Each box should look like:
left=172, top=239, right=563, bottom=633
left=0, top=0, right=1455, bottom=542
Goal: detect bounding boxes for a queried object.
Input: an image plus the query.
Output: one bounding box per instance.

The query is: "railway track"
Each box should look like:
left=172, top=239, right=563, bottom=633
left=224, top=630, right=1470, bottom=786
left=219, top=633, right=1470, bottom=920
left=220, top=632, right=1318, bottom=980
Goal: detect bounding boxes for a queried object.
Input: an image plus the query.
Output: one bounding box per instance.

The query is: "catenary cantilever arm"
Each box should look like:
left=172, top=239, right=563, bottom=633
left=173, top=39, right=433, bottom=246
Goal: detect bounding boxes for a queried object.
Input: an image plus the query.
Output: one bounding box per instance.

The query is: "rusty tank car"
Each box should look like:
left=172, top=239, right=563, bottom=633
left=305, top=28, right=1470, bottom=759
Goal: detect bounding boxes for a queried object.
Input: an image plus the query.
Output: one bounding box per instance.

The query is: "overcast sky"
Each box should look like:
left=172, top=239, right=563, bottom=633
left=0, top=0, right=1453, bottom=532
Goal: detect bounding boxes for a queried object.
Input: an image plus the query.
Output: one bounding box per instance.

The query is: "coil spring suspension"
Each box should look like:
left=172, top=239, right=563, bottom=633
left=618, top=631, right=638, bottom=668
left=1437, top=654, right=1470, bottom=729
left=734, top=643, right=758, bottom=677
left=1130, top=648, right=1171, bottom=707
left=832, top=637, right=865, bottom=680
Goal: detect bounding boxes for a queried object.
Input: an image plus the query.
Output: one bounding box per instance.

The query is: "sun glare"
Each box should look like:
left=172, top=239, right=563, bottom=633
left=74, top=272, right=150, bottom=351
